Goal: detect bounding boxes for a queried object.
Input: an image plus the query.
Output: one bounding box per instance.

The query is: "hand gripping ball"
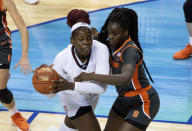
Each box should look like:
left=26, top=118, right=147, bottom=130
left=32, top=64, right=60, bottom=94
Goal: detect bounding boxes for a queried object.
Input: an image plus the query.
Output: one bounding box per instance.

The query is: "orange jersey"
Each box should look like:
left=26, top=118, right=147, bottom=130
left=110, top=38, right=150, bottom=94
left=110, top=38, right=160, bottom=126
left=0, top=0, right=11, bottom=43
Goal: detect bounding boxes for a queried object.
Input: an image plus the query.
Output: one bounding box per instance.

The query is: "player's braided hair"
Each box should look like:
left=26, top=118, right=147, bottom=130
left=99, top=7, right=154, bottom=83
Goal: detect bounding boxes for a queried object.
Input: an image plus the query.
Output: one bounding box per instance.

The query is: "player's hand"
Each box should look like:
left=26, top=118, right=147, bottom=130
left=14, top=57, right=32, bottom=75
left=91, top=28, right=99, bottom=40
left=32, top=64, right=48, bottom=73
left=51, top=78, right=74, bottom=93
left=32, top=64, right=54, bottom=73
left=75, top=72, right=91, bottom=82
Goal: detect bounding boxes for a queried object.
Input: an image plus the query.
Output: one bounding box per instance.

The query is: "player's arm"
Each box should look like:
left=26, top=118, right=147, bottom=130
left=76, top=65, right=134, bottom=86
left=74, top=43, right=110, bottom=94
left=51, top=44, right=110, bottom=94
left=75, top=47, right=139, bottom=86
left=4, top=0, right=31, bottom=74
left=51, top=53, right=75, bottom=93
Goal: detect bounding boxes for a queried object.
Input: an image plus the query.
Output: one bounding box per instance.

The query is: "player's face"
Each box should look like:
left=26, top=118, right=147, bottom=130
left=71, top=28, right=92, bottom=57
left=107, top=22, right=128, bottom=51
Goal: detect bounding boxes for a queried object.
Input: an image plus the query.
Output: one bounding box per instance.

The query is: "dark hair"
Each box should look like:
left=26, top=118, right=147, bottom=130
left=99, top=7, right=154, bottom=83
left=67, top=9, right=91, bottom=37
left=67, top=9, right=90, bottom=27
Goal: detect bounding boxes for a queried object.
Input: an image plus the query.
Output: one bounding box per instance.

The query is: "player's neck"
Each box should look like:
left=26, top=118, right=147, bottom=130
left=74, top=49, right=88, bottom=63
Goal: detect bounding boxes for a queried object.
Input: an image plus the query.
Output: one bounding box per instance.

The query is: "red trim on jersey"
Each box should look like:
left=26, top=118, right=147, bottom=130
left=71, top=46, right=91, bottom=70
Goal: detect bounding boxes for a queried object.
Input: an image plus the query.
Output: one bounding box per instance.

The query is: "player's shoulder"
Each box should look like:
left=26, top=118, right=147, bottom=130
left=54, top=45, right=72, bottom=63
left=92, top=40, right=108, bottom=51
left=55, top=45, right=71, bottom=58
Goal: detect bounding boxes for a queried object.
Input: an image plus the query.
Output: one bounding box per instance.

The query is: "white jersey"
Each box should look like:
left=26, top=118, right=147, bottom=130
left=53, top=40, right=110, bottom=117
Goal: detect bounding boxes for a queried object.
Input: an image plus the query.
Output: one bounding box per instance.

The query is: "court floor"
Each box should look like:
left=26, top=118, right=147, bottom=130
left=0, top=0, right=192, bottom=130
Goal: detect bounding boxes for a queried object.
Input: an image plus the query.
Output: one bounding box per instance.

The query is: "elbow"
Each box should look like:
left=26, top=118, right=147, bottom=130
left=100, top=88, right=106, bottom=94
left=95, top=88, right=105, bottom=94
left=23, top=28, right=28, bottom=34
left=19, top=26, right=28, bottom=34
left=95, top=85, right=107, bottom=94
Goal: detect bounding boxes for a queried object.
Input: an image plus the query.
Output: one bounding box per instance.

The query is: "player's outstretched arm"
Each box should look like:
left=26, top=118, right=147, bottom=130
left=4, top=0, right=32, bottom=75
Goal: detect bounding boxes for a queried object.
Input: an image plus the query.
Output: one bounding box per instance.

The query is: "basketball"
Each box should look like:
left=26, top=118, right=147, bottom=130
left=32, top=64, right=60, bottom=94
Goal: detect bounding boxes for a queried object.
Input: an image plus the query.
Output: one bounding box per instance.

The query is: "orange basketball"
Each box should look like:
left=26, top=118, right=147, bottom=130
left=32, top=64, right=60, bottom=94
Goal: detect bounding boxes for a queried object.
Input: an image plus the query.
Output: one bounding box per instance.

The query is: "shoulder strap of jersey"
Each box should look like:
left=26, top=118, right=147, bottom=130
left=113, top=37, right=131, bottom=56
left=120, top=44, right=143, bottom=65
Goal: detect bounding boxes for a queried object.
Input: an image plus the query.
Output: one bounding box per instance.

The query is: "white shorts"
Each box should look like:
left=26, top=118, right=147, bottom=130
left=58, top=90, right=99, bottom=117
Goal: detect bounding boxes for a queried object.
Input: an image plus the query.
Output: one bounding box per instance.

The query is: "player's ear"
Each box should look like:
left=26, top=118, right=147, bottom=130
left=70, top=37, right=75, bottom=45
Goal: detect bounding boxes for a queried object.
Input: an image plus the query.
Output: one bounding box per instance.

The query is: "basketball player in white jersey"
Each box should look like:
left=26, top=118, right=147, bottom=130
left=50, top=9, right=110, bottom=131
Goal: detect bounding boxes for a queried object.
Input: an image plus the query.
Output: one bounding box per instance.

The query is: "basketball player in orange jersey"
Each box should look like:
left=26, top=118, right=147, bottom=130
left=75, top=7, right=160, bottom=131
left=49, top=9, right=110, bottom=131
left=0, top=0, right=31, bottom=131
left=173, top=0, right=192, bottom=59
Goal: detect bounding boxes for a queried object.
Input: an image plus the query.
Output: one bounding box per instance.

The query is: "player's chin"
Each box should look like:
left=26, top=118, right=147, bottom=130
left=81, top=50, right=91, bottom=56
